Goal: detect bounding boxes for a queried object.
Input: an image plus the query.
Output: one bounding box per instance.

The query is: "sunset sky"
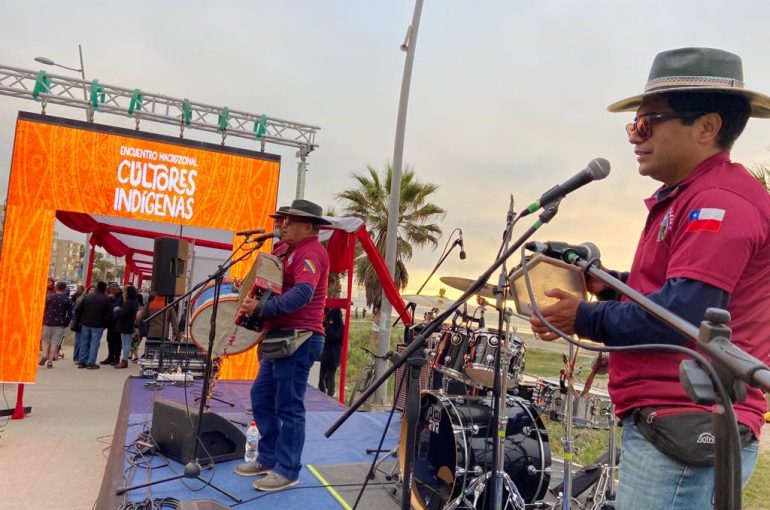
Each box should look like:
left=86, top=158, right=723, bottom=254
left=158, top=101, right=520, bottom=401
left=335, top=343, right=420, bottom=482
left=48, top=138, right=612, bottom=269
left=1, top=1, right=769, bottom=297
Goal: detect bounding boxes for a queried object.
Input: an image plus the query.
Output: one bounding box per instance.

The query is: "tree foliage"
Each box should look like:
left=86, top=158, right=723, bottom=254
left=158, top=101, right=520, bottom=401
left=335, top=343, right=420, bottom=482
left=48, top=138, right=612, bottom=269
left=336, top=164, right=445, bottom=311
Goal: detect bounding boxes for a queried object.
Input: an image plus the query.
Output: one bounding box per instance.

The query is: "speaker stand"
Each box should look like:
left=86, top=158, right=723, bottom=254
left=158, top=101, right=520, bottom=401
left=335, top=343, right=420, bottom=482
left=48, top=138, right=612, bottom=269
left=118, top=245, right=259, bottom=503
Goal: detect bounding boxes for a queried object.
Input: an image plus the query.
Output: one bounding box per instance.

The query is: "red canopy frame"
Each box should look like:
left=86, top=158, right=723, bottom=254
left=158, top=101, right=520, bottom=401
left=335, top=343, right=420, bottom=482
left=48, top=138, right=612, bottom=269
left=56, top=211, right=411, bottom=404
left=322, top=222, right=412, bottom=404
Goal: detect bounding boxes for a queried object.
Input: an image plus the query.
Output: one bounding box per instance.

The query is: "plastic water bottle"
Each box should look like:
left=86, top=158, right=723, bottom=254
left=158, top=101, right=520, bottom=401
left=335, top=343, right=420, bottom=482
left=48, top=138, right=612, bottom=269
left=244, top=421, right=259, bottom=463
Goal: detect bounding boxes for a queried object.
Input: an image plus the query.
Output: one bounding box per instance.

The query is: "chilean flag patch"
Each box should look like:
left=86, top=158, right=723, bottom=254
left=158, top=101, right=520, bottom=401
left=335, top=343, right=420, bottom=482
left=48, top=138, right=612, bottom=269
left=686, top=208, right=725, bottom=233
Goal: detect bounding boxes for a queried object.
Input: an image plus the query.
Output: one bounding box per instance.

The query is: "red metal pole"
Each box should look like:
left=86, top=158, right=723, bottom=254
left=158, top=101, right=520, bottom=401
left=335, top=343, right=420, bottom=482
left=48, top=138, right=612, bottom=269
left=338, top=233, right=357, bottom=405
left=11, top=384, right=26, bottom=419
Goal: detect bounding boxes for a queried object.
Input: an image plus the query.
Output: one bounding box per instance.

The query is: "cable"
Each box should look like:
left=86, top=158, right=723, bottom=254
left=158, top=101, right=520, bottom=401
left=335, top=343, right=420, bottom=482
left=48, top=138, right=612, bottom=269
left=519, top=245, right=742, bottom=506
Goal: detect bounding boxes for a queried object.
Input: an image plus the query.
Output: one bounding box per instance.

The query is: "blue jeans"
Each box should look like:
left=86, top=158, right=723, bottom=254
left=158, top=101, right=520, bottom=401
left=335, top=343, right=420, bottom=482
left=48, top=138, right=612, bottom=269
left=73, top=330, right=81, bottom=361
left=79, top=326, right=104, bottom=365
left=120, top=333, right=132, bottom=360
left=251, top=334, right=324, bottom=481
left=616, top=418, right=760, bottom=509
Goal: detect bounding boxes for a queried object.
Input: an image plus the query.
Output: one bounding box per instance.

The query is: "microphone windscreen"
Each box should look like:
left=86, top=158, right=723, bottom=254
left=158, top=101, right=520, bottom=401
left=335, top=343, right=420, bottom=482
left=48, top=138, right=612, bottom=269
left=588, top=158, right=611, bottom=180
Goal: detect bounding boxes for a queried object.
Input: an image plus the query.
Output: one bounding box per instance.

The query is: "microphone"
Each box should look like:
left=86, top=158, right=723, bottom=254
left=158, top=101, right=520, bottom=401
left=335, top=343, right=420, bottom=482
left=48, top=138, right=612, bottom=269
left=520, top=158, right=611, bottom=217
left=525, top=241, right=601, bottom=263
left=248, top=229, right=281, bottom=243
left=236, top=228, right=266, bottom=237
left=457, top=230, right=467, bottom=260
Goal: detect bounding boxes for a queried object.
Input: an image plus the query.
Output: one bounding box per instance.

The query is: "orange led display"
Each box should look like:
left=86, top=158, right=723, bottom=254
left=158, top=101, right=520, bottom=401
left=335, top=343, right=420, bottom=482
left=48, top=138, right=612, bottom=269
left=0, top=113, right=280, bottom=383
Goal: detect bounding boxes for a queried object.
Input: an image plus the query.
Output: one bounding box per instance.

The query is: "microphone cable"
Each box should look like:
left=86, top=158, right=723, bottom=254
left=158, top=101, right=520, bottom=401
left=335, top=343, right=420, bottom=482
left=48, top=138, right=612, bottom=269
left=518, top=245, right=742, bottom=506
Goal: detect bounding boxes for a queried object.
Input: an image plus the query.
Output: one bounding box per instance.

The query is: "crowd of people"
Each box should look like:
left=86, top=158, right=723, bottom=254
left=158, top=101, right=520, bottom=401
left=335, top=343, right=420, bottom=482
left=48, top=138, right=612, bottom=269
left=40, top=279, right=155, bottom=370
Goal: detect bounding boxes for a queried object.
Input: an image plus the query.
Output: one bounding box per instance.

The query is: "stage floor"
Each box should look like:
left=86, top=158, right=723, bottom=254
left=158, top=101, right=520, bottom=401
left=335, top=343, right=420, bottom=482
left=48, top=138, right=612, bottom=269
left=97, top=377, right=403, bottom=509
left=97, top=377, right=584, bottom=509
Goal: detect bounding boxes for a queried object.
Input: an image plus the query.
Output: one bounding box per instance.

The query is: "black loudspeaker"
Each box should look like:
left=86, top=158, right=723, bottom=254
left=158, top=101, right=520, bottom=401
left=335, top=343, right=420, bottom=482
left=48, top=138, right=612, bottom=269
left=150, top=398, right=245, bottom=464
left=394, top=343, right=431, bottom=412
left=151, top=237, right=189, bottom=296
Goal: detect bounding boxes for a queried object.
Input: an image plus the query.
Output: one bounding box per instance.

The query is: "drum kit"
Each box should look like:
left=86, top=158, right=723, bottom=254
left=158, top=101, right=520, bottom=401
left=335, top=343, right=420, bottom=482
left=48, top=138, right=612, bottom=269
left=392, top=276, right=619, bottom=510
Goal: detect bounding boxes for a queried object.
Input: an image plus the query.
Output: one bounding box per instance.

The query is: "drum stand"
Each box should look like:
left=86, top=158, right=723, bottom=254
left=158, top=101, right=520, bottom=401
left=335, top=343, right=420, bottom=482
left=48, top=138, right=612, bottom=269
left=584, top=410, right=617, bottom=510
left=444, top=345, right=527, bottom=510
left=446, top=197, right=529, bottom=510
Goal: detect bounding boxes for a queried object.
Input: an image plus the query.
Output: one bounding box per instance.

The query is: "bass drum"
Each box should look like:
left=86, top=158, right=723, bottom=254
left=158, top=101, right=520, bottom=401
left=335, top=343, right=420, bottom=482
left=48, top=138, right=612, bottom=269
left=401, top=391, right=551, bottom=509
left=189, top=279, right=262, bottom=358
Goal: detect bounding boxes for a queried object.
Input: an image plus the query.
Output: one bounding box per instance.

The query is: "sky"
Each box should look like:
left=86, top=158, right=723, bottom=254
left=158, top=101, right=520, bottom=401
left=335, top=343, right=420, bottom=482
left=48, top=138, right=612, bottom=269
left=1, top=1, right=770, bottom=298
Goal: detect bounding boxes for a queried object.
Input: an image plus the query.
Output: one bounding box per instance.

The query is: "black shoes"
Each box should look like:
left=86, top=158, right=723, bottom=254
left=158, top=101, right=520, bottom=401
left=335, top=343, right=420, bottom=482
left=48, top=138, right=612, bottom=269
left=86, top=363, right=100, bottom=370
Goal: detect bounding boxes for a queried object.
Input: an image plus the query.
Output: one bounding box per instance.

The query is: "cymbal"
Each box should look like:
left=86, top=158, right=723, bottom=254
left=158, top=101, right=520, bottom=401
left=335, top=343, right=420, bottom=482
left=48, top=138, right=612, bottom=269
left=439, top=276, right=499, bottom=300
left=400, top=294, right=454, bottom=310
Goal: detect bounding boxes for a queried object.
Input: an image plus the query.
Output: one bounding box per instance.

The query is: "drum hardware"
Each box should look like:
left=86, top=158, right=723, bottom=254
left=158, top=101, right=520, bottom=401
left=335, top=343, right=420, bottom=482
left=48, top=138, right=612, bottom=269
left=401, top=391, right=551, bottom=510
left=326, top=197, right=564, bottom=510
left=583, top=410, right=618, bottom=510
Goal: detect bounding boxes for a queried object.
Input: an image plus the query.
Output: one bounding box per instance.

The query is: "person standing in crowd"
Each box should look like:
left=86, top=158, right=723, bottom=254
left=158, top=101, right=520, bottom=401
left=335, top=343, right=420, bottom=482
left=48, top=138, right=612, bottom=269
left=39, top=281, right=72, bottom=368
left=318, top=306, right=344, bottom=397
left=114, top=285, right=139, bottom=369
left=71, top=285, right=95, bottom=364
left=102, top=284, right=123, bottom=365
left=130, top=292, right=145, bottom=362
left=75, top=281, right=111, bottom=369
left=530, top=47, right=770, bottom=509
left=138, top=291, right=180, bottom=349
left=234, top=199, right=330, bottom=492
left=46, top=277, right=55, bottom=295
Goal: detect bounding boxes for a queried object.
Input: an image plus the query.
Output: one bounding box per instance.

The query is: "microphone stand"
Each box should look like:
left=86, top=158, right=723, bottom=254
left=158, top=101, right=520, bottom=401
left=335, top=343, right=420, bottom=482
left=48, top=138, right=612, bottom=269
left=562, top=256, right=770, bottom=510
left=325, top=200, right=562, bottom=510
left=415, top=228, right=462, bottom=295
left=117, top=237, right=268, bottom=502
left=486, top=195, right=525, bottom=509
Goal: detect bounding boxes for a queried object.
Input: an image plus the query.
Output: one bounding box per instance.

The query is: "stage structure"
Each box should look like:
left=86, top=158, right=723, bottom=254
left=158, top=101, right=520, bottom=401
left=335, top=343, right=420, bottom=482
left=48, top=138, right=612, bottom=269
left=0, top=113, right=281, bottom=384
left=0, top=65, right=320, bottom=199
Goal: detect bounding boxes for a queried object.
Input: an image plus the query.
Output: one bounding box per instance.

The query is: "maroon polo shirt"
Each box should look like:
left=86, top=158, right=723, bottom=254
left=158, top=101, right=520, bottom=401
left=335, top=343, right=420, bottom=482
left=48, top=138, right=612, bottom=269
left=609, top=152, right=770, bottom=439
left=264, top=235, right=329, bottom=335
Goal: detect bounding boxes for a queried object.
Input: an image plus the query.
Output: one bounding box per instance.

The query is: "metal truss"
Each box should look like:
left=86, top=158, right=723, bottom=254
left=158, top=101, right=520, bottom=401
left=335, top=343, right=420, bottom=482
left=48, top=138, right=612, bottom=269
left=0, top=65, right=320, bottom=154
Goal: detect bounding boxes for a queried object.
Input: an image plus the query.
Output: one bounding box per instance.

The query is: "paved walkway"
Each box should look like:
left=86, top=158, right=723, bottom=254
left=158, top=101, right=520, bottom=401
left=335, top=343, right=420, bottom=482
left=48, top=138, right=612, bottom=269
left=0, top=338, right=137, bottom=510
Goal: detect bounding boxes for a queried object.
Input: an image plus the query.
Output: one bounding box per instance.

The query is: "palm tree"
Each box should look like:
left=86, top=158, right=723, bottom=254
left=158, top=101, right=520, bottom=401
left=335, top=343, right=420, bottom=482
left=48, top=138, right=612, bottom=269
left=91, top=252, right=115, bottom=282
left=750, top=165, right=770, bottom=191
left=336, top=164, right=445, bottom=314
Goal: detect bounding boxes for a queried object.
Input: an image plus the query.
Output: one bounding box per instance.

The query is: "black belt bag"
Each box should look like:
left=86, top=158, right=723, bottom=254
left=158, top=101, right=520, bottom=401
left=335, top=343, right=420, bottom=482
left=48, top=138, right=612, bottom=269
left=632, top=407, right=753, bottom=467
left=258, top=329, right=313, bottom=360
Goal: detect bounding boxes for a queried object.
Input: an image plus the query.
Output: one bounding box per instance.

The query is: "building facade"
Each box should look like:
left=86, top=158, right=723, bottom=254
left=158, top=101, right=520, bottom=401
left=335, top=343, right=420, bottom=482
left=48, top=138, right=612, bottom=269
left=51, top=239, right=84, bottom=281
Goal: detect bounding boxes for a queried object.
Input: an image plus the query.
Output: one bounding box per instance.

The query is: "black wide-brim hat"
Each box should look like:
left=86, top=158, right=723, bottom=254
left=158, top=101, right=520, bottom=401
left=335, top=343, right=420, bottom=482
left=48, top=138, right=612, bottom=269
left=273, top=199, right=331, bottom=225
left=608, top=47, right=770, bottom=118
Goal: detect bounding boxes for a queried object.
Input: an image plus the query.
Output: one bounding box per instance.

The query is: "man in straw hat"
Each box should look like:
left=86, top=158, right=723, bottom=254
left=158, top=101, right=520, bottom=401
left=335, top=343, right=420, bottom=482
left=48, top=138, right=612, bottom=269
left=234, top=199, right=332, bottom=492
left=530, top=47, right=770, bottom=508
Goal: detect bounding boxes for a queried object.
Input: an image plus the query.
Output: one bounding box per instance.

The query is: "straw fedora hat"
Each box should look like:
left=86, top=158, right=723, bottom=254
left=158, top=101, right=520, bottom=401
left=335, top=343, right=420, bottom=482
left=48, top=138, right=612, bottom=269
left=608, top=47, right=770, bottom=118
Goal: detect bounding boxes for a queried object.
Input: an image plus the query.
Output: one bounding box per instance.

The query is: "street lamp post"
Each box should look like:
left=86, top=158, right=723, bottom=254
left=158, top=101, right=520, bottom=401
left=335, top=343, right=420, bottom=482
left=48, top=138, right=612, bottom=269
left=35, top=44, right=90, bottom=283
left=374, top=0, right=424, bottom=406
left=34, top=43, right=86, bottom=98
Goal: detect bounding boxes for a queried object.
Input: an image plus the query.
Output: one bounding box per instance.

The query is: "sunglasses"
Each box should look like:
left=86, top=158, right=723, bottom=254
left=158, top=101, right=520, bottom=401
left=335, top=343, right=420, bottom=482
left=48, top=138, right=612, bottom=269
left=625, top=111, right=704, bottom=141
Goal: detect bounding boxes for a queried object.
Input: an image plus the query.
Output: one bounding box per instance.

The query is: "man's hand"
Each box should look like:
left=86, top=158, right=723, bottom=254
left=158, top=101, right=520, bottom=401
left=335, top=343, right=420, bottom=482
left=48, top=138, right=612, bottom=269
left=529, top=288, right=582, bottom=341
left=591, top=352, right=609, bottom=375
left=239, top=297, right=260, bottom=317
left=585, top=272, right=610, bottom=296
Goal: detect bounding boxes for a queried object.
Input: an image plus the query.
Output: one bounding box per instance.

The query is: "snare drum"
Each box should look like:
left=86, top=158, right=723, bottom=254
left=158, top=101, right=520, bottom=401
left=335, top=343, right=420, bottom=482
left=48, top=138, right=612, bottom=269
left=189, top=280, right=262, bottom=358
left=532, top=377, right=613, bottom=429
left=463, top=329, right=526, bottom=389
left=431, top=326, right=472, bottom=382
